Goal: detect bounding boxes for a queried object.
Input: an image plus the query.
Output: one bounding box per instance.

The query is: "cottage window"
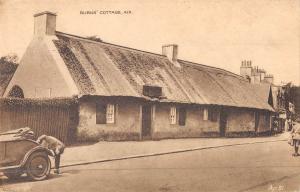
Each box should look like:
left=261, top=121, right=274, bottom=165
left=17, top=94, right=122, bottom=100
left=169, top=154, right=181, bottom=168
left=208, top=108, right=218, bottom=122
left=170, top=107, right=177, bottom=124
left=106, top=104, right=115, bottom=124
left=203, top=108, right=218, bottom=122
left=96, top=103, right=115, bottom=124
left=203, top=108, right=208, bottom=120
left=178, top=108, right=186, bottom=126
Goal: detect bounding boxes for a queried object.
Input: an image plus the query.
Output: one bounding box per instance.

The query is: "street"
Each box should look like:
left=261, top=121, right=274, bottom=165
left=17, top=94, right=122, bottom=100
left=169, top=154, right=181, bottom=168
left=1, top=140, right=300, bottom=192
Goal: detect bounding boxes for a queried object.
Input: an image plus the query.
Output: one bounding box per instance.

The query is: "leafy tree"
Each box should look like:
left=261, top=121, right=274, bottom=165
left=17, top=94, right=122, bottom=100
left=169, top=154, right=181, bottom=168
left=1, top=53, right=18, bottom=63
left=0, top=53, right=19, bottom=96
left=0, top=53, right=19, bottom=74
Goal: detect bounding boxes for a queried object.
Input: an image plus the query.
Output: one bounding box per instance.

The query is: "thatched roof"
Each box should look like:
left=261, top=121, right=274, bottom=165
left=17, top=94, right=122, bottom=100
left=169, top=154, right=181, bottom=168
left=0, top=60, right=18, bottom=97
left=53, top=31, right=273, bottom=111
left=251, top=83, right=273, bottom=107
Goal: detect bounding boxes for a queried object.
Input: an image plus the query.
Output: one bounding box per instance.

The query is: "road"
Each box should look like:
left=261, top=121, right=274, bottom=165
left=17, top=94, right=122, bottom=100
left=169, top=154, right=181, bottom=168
left=1, top=140, right=300, bottom=192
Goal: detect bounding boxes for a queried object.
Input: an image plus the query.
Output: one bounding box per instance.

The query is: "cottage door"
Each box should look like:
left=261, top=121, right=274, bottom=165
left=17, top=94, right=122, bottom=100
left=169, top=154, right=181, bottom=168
left=254, top=112, right=260, bottom=132
left=142, top=105, right=152, bottom=139
left=219, top=108, right=227, bottom=137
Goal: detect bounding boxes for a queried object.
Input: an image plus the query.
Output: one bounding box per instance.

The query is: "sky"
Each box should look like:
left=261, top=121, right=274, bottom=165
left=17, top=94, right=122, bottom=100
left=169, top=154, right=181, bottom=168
left=0, top=0, right=299, bottom=85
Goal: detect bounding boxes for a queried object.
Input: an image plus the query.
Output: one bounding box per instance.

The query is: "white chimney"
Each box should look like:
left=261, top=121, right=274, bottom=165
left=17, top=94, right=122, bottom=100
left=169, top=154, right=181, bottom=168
left=34, top=11, right=57, bottom=36
left=162, top=44, right=180, bottom=67
left=162, top=44, right=178, bottom=61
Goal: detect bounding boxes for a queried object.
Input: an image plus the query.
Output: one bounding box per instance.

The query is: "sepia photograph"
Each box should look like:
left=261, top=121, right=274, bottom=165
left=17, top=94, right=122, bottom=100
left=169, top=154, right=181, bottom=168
left=0, top=0, right=299, bottom=191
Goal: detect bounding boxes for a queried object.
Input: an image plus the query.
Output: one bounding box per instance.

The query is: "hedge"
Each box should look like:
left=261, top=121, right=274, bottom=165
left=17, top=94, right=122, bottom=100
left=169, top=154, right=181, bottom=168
left=0, top=97, right=78, bottom=108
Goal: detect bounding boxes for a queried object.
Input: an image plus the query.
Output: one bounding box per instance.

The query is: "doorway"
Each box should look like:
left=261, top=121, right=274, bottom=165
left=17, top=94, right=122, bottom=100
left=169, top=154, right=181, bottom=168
left=254, top=111, right=260, bottom=133
left=142, top=105, right=152, bottom=139
left=219, top=108, right=228, bottom=137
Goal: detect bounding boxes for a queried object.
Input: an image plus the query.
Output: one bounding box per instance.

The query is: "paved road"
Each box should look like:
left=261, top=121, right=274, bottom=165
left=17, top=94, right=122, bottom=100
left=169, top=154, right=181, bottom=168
left=1, top=140, right=300, bottom=192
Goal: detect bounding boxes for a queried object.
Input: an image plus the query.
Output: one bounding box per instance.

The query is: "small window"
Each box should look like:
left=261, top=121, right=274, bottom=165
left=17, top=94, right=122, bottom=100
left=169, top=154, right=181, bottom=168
left=143, top=85, right=162, bottom=98
left=106, top=104, right=115, bottom=124
left=96, top=103, right=115, bottom=124
left=204, top=107, right=218, bottom=122
left=170, top=107, right=177, bottom=124
left=208, top=108, right=218, bottom=122
left=178, top=108, right=186, bottom=126
left=203, top=108, right=208, bottom=121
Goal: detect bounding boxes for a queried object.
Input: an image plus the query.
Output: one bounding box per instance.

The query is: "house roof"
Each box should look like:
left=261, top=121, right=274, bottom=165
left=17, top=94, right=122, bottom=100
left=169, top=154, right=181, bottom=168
left=0, top=61, right=18, bottom=97
left=53, top=31, right=273, bottom=111
left=251, top=83, right=273, bottom=106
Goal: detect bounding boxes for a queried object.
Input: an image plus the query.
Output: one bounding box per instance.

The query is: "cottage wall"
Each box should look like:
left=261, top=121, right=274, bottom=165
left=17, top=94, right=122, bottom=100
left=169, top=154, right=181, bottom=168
left=226, top=109, right=256, bottom=136
left=77, top=98, right=271, bottom=141
left=257, top=111, right=271, bottom=133
left=226, top=109, right=271, bottom=136
left=4, top=37, right=78, bottom=98
left=77, top=99, right=141, bottom=141
left=152, top=104, right=220, bottom=139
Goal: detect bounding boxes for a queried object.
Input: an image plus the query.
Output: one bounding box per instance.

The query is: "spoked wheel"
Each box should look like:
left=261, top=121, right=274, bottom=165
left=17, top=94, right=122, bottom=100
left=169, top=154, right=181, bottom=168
left=26, top=152, right=51, bottom=181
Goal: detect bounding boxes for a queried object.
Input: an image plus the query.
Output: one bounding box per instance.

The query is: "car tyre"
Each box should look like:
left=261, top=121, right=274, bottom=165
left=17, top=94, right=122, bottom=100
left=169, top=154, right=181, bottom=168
left=25, top=151, right=51, bottom=181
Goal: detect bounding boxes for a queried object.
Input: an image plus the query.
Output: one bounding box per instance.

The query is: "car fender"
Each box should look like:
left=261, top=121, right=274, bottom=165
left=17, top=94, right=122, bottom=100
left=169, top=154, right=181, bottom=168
left=20, top=146, right=53, bottom=167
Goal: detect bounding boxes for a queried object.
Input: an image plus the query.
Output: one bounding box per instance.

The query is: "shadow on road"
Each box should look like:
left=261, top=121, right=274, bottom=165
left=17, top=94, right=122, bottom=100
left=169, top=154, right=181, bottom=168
left=0, top=173, right=64, bottom=186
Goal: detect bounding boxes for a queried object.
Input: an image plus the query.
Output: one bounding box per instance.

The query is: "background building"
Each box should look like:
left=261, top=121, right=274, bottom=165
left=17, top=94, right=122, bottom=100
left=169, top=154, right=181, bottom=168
left=240, top=60, right=274, bottom=84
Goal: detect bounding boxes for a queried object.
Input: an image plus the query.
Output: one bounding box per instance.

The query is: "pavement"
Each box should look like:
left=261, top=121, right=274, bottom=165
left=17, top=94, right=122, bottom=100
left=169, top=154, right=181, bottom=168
left=60, top=132, right=290, bottom=168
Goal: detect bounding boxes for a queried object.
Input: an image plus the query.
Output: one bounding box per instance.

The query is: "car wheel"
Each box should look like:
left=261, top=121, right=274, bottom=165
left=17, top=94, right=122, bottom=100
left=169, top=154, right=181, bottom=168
left=3, top=170, right=23, bottom=180
left=25, top=151, right=51, bottom=181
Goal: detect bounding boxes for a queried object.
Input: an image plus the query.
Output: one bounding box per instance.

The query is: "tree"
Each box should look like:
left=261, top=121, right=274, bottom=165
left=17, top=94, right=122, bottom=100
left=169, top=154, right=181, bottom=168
left=0, top=53, right=19, bottom=96
left=0, top=53, right=19, bottom=63
left=0, top=53, right=19, bottom=74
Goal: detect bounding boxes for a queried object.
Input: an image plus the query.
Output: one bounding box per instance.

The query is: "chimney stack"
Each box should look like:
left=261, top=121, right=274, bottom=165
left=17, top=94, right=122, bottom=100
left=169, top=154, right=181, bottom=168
left=162, top=44, right=178, bottom=62
left=34, top=11, right=57, bottom=37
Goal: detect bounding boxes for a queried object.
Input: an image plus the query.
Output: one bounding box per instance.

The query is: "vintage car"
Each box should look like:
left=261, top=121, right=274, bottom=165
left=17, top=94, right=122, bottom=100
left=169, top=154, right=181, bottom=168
left=0, top=128, right=53, bottom=181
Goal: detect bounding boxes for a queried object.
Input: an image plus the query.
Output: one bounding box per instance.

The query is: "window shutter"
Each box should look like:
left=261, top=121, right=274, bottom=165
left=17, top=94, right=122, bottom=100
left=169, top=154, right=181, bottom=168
left=96, top=104, right=106, bottom=124
left=211, top=108, right=218, bottom=122
left=178, top=108, right=186, bottom=126
left=203, top=108, right=208, bottom=121
left=170, top=107, right=177, bottom=124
